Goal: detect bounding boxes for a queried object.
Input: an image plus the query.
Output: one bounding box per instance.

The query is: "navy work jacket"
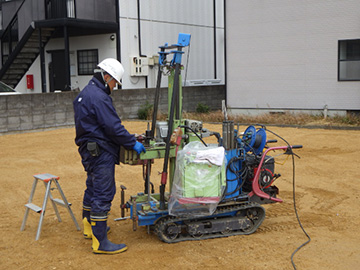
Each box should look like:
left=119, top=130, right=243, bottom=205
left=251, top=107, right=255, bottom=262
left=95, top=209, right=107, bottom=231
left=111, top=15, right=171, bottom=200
left=73, top=77, right=136, bottom=162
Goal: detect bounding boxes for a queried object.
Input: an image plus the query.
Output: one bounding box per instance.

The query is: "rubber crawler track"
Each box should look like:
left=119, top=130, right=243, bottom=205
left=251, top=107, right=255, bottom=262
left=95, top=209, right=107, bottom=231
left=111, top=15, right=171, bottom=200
left=155, top=202, right=266, bottom=243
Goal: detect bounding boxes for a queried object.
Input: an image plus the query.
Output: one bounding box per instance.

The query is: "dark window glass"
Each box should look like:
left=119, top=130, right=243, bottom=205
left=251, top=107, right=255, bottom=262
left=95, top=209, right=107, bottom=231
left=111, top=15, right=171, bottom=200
left=338, top=40, right=360, bottom=81
left=77, top=49, right=98, bottom=75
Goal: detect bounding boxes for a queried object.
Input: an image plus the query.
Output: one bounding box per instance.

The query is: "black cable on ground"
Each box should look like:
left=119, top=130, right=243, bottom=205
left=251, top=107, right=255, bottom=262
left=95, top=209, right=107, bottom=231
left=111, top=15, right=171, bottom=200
left=290, top=151, right=311, bottom=269
left=263, top=126, right=311, bottom=270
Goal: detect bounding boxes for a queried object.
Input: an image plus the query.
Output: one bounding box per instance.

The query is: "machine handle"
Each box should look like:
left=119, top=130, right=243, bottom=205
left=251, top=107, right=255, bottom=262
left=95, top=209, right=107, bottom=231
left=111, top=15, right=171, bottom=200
left=291, top=145, right=303, bottom=149
left=249, top=144, right=302, bottom=202
left=120, top=185, right=127, bottom=218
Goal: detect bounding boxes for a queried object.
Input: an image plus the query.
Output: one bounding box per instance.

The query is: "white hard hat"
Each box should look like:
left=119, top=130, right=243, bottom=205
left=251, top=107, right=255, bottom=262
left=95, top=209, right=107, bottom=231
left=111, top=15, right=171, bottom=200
left=98, top=58, right=124, bottom=85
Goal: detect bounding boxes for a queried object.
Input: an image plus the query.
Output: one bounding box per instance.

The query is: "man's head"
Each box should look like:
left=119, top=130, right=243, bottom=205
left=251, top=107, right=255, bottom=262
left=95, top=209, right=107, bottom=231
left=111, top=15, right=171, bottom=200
left=97, top=58, right=124, bottom=91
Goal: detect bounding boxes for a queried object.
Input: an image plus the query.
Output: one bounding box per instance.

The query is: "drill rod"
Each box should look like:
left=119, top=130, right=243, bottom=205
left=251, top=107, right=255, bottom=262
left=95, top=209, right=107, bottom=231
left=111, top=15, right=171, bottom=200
left=160, top=61, right=181, bottom=210
left=150, top=48, right=165, bottom=138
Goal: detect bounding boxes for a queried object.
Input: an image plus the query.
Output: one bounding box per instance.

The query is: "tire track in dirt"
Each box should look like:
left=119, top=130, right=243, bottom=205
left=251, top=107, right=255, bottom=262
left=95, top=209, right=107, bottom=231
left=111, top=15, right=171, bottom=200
left=257, top=188, right=345, bottom=234
left=305, top=187, right=350, bottom=212
left=258, top=212, right=334, bottom=234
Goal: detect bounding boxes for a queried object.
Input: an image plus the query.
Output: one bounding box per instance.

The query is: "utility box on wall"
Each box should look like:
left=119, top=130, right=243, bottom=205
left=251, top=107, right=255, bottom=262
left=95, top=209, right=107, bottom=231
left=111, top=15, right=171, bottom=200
left=130, top=56, right=149, bottom=76
left=26, top=75, right=34, bottom=90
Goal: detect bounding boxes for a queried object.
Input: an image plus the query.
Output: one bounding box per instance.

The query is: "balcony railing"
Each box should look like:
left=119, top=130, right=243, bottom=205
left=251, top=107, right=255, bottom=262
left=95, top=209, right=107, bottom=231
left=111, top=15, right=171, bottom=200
left=45, top=0, right=75, bottom=19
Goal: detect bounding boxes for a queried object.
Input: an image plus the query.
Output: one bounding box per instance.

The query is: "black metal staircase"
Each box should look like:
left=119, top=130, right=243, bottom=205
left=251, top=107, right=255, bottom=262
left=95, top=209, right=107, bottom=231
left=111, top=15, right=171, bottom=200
left=0, top=26, right=55, bottom=88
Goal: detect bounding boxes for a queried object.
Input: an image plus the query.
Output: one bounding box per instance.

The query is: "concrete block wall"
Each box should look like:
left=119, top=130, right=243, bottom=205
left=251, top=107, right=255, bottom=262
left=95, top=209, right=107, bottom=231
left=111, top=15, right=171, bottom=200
left=0, top=85, right=225, bottom=133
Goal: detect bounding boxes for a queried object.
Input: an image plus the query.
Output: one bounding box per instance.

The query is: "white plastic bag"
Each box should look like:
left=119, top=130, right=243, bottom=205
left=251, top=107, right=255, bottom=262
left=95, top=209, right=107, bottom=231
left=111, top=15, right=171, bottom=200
left=168, top=141, right=226, bottom=217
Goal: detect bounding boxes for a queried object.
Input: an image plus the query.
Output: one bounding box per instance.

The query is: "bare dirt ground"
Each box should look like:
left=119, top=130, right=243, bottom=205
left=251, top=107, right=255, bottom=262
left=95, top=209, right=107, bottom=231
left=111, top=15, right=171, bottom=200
left=1, top=121, right=360, bottom=270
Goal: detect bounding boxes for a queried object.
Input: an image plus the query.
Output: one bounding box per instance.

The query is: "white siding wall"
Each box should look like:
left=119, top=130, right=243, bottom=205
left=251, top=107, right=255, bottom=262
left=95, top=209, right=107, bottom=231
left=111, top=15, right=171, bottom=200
left=119, top=0, right=224, bottom=89
left=17, top=57, right=41, bottom=94
left=226, top=0, right=360, bottom=114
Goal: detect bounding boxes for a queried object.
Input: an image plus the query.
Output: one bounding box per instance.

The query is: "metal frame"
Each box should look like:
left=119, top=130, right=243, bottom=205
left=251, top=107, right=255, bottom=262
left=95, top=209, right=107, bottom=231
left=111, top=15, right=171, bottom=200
left=20, top=173, right=80, bottom=240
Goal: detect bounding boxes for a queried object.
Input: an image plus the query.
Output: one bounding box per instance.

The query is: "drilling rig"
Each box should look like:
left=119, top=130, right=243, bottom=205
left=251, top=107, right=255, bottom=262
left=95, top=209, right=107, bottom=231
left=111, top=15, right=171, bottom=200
left=118, top=33, right=302, bottom=243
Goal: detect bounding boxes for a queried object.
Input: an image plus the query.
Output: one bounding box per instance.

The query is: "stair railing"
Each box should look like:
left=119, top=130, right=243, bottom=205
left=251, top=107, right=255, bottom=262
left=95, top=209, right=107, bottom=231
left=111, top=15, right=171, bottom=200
left=0, top=0, right=26, bottom=65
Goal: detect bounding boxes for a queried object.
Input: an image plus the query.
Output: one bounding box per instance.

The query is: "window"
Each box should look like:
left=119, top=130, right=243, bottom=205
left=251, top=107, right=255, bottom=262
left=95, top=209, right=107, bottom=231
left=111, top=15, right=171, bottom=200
left=77, top=49, right=98, bottom=75
left=338, top=39, right=360, bottom=81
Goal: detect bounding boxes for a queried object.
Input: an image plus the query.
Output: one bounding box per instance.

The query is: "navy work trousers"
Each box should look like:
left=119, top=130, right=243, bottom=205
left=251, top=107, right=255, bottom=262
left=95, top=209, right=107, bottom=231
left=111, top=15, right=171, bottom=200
left=80, top=149, right=117, bottom=213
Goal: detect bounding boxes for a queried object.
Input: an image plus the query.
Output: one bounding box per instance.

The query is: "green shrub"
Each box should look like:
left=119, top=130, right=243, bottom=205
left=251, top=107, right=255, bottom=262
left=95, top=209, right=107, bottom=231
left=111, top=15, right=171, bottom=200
left=137, top=101, right=153, bottom=120
left=196, top=103, right=210, bottom=113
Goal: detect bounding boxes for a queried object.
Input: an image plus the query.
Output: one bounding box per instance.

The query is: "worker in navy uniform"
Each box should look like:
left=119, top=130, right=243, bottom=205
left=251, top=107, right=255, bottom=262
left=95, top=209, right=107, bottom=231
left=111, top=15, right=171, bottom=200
left=73, top=58, right=146, bottom=254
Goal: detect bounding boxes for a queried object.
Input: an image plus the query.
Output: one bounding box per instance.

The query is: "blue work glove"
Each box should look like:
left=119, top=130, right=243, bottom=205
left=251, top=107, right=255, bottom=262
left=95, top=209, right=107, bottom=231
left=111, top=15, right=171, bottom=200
left=133, top=141, right=146, bottom=155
